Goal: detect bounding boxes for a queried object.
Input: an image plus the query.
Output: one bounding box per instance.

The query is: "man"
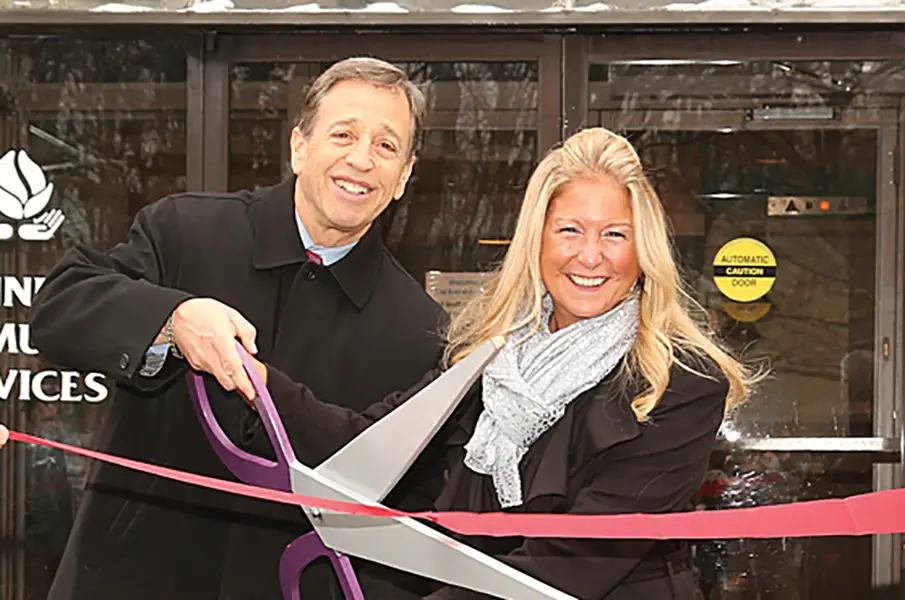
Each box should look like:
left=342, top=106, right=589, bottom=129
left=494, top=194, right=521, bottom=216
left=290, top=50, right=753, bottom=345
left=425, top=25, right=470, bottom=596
left=29, top=57, right=447, bottom=600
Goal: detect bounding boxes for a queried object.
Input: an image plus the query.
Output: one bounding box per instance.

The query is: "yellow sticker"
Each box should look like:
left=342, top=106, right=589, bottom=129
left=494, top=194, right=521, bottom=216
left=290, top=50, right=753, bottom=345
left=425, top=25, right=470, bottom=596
left=723, top=301, right=772, bottom=323
left=712, top=237, right=776, bottom=303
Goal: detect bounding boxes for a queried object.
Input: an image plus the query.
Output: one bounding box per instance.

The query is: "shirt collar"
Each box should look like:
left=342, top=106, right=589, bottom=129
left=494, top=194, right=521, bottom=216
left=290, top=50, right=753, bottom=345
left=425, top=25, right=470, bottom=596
left=294, top=208, right=357, bottom=267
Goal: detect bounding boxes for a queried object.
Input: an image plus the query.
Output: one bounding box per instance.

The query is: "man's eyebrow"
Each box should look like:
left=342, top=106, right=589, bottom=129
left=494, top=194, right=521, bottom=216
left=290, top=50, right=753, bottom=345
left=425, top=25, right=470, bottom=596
left=326, top=118, right=403, bottom=144
left=376, top=123, right=403, bottom=143
left=327, top=117, right=359, bottom=129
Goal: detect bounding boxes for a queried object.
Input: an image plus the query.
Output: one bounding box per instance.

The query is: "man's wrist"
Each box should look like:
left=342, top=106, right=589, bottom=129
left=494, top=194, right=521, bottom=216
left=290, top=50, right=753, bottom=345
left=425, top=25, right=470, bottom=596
left=164, top=312, right=184, bottom=359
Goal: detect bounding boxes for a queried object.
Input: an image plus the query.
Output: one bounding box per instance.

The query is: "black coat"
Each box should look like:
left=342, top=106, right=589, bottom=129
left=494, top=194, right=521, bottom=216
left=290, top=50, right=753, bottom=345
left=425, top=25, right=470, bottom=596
left=260, top=351, right=729, bottom=600
left=28, top=177, right=448, bottom=600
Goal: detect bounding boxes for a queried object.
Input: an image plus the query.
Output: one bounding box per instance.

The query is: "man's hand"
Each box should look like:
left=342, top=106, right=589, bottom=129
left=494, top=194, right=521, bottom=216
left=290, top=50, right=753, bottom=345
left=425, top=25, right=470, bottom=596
left=169, top=298, right=259, bottom=401
left=0, top=424, right=8, bottom=448
left=242, top=356, right=268, bottom=410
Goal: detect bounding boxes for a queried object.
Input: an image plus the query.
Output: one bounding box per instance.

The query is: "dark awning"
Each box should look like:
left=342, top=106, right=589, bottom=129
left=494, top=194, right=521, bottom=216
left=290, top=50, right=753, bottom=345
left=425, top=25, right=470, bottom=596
left=0, top=0, right=903, bottom=26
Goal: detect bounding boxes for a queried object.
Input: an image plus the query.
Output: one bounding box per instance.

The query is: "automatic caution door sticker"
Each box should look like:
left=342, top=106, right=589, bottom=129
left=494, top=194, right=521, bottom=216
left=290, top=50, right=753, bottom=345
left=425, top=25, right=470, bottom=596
left=712, top=237, right=777, bottom=303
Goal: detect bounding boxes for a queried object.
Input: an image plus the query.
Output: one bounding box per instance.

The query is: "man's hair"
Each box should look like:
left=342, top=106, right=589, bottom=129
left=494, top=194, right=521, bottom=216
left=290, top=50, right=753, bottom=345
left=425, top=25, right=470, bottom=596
left=295, top=57, right=426, bottom=159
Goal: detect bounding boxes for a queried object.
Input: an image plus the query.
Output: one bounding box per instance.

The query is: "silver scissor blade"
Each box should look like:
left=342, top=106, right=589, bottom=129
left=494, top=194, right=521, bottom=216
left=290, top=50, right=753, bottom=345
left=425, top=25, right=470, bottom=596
left=290, top=466, right=577, bottom=600
left=316, top=337, right=504, bottom=504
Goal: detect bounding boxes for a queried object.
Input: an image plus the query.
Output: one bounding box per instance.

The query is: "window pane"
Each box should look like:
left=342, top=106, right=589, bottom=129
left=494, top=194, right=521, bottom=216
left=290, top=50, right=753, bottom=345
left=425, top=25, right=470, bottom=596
left=0, top=36, right=189, bottom=600
left=589, top=58, right=905, bottom=600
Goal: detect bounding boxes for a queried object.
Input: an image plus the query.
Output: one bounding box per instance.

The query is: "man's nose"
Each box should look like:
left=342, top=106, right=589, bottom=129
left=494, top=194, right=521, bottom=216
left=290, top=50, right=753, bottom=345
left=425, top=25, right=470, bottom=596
left=345, top=139, right=374, bottom=170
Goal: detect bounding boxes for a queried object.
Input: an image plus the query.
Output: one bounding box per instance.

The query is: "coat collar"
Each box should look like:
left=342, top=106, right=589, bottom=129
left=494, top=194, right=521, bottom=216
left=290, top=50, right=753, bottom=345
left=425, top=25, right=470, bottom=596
left=520, top=378, right=641, bottom=507
left=249, top=176, right=383, bottom=309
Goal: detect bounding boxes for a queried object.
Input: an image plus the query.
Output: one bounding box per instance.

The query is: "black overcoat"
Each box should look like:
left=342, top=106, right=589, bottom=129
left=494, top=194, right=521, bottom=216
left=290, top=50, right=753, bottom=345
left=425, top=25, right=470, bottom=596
left=259, top=351, right=730, bottom=600
left=28, top=177, right=448, bottom=600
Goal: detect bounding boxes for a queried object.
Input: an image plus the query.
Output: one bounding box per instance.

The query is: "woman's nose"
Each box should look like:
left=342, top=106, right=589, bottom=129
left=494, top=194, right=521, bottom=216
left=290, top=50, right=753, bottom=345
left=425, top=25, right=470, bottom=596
left=576, top=238, right=604, bottom=268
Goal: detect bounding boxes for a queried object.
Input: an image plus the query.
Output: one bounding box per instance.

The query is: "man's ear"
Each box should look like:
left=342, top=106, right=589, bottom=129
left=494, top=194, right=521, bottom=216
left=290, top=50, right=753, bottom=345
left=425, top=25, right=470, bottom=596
left=393, top=156, right=417, bottom=200
left=289, top=127, right=307, bottom=175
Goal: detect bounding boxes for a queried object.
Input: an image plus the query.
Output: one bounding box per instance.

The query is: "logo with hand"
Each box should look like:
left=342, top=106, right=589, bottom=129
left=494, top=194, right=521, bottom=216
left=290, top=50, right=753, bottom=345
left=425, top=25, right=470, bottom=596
left=0, top=149, right=65, bottom=242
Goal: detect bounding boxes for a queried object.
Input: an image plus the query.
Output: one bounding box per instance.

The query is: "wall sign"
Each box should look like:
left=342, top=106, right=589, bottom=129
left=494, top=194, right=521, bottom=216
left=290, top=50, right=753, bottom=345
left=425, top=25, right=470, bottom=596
left=0, top=149, right=65, bottom=242
left=712, top=237, right=777, bottom=303
left=425, top=271, right=492, bottom=316
left=0, top=148, right=108, bottom=403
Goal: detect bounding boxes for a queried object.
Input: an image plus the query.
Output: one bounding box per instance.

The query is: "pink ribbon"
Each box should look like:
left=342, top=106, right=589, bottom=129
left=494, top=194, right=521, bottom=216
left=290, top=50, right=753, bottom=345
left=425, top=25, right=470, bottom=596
left=9, top=429, right=905, bottom=540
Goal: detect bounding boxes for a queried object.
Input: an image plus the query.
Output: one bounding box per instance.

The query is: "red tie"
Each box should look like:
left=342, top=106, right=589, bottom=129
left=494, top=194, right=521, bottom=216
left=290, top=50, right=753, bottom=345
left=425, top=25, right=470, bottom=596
left=306, top=250, right=322, bottom=265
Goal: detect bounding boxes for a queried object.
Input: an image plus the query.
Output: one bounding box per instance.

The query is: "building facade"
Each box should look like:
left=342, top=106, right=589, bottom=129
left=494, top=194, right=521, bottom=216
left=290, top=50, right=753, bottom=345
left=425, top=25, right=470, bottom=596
left=0, top=3, right=903, bottom=598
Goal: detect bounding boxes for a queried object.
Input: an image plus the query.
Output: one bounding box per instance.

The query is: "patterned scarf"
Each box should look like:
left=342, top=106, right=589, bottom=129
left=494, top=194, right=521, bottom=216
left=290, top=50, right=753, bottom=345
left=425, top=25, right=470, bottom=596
left=463, top=292, right=640, bottom=508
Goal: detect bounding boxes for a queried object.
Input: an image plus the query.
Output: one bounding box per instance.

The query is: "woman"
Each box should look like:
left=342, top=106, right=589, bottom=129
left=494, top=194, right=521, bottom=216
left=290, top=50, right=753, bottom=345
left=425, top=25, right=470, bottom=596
left=244, top=127, right=758, bottom=599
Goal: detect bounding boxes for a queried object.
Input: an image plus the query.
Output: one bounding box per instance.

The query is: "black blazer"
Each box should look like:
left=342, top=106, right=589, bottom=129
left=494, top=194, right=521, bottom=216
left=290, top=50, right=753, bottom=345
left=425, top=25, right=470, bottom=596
left=262, top=351, right=729, bottom=600
left=28, top=177, right=448, bottom=600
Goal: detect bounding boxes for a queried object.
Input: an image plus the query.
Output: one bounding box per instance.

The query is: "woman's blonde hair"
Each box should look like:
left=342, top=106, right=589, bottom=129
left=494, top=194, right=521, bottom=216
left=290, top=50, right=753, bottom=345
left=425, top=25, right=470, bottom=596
left=444, top=127, right=759, bottom=419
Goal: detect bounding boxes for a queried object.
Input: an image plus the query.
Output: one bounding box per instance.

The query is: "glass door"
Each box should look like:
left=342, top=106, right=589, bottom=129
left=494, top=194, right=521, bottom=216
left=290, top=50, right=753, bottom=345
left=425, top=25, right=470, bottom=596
left=588, top=54, right=904, bottom=600
left=199, top=33, right=561, bottom=293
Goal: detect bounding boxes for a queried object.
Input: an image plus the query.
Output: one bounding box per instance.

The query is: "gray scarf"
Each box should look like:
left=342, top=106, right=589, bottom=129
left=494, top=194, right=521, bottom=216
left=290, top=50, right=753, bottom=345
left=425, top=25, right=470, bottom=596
left=463, top=293, right=640, bottom=508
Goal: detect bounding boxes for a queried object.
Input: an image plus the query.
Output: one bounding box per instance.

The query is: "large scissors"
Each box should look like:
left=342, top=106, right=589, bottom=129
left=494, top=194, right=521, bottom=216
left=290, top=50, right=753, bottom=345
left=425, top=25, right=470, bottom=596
left=186, top=338, right=577, bottom=600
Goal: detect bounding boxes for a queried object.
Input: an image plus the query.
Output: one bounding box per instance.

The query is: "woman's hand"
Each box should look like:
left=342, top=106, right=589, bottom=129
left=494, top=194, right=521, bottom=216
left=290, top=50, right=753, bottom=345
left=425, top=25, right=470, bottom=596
left=0, top=424, right=8, bottom=448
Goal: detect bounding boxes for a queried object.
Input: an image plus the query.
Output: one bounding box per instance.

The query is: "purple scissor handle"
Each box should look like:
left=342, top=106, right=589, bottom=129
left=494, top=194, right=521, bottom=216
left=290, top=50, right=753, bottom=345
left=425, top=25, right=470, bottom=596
left=185, top=341, right=365, bottom=600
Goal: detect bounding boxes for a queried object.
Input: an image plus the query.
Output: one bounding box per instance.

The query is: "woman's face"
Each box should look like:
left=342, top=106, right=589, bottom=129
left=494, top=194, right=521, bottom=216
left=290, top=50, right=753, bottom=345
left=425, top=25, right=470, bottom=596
left=540, top=176, right=640, bottom=332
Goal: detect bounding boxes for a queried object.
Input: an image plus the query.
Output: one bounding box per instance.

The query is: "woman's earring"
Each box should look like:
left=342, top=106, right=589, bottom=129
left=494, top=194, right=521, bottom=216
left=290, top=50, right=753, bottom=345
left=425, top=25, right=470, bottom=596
left=632, top=275, right=645, bottom=294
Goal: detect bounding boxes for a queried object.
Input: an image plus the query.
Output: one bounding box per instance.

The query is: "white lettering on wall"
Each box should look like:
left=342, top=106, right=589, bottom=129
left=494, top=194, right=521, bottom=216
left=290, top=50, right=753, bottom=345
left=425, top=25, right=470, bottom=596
left=0, top=369, right=108, bottom=403
left=1, top=276, right=45, bottom=307
left=0, top=274, right=109, bottom=403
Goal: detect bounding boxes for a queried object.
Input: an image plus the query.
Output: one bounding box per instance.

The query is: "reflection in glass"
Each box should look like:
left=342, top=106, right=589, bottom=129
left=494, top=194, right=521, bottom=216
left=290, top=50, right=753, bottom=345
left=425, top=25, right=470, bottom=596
left=589, top=59, right=905, bottom=600
left=0, top=38, right=188, bottom=600
left=228, top=60, right=539, bottom=293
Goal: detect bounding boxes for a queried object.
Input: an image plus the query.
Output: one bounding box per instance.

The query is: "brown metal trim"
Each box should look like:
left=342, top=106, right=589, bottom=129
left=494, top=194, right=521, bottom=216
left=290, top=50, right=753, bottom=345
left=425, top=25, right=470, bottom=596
left=3, top=11, right=905, bottom=27
left=562, top=34, right=589, bottom=140
left=537, top=35, right=562, bottom=155
left=589, top=31, right=905, bottom=61
left=202, top=50, right=229, bottom=192
left=186, top=36, right=204, bottom=193
left=218, top=34, right=558, bottom=63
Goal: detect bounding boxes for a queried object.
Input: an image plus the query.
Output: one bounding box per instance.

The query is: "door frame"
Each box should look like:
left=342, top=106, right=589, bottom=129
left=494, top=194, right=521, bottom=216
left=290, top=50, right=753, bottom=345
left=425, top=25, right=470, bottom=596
left=599, top=105, right=903, bottom=591
left=572, top=32, right=905, bottom=592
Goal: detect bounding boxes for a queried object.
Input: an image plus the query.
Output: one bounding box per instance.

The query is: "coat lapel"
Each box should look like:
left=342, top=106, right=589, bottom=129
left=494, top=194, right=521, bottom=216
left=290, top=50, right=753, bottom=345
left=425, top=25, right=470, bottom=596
left=522, top=378, right=642, bottom=509
left=248, top=175, right=384, bottom=309
left=249, top=177, right=309, bottom=270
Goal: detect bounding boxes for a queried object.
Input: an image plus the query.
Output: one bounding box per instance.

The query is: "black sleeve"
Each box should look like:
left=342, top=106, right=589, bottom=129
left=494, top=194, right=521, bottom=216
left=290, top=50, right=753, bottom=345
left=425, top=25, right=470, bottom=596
left=29, top=196, right=194, bottom=392
left=260, top=365, right=445, bottom=464
left=245, top=364, right=465, bottom=505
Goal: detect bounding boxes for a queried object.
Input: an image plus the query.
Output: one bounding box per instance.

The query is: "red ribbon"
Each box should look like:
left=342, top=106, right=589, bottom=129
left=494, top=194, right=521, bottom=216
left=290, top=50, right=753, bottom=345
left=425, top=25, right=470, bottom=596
left=8, top=429, right=905, bottom=540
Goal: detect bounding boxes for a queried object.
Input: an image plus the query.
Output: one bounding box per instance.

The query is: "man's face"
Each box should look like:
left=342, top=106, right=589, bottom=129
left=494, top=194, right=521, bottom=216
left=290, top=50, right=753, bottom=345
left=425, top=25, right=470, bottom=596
left=291, top=79, right=416, bottom=246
